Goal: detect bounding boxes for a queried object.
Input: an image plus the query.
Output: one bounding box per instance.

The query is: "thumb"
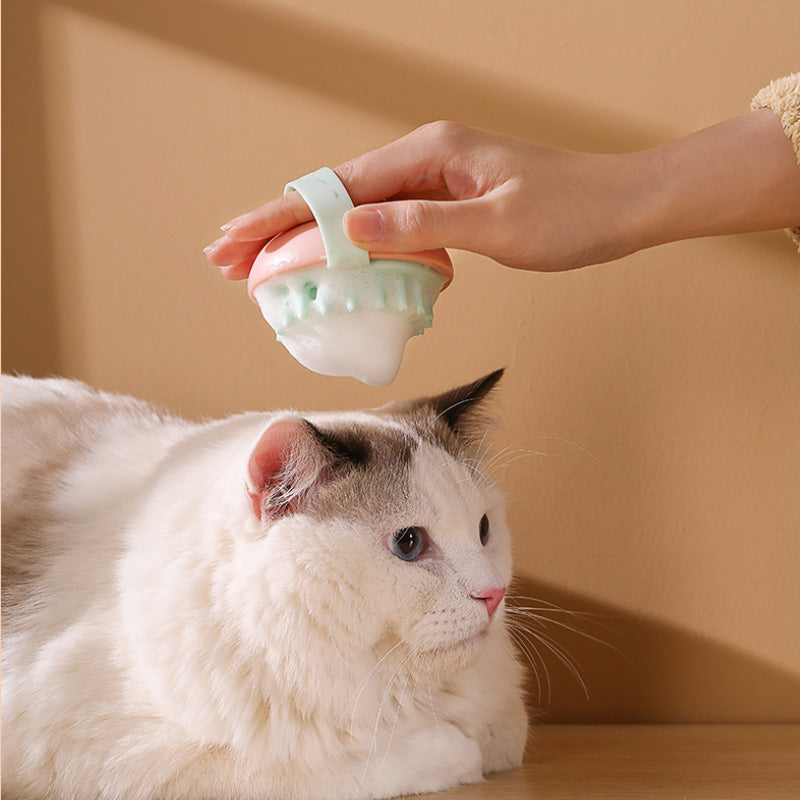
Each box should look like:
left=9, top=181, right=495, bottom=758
left=343, top=198, right=488, bottom=253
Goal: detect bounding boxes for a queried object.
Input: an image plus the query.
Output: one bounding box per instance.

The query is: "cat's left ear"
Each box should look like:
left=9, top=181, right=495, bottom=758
left=425, top=368, right=504, bottom=440
left=393, top=368, right=504, bottom=448
left=246, top=416, right=332, bottom=522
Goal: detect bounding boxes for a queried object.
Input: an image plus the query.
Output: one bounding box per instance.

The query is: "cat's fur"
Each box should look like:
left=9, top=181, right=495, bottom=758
left=1, top=372, right=527, bottom=800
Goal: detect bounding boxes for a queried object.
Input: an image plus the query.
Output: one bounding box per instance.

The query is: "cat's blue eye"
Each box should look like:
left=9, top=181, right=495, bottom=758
left=390, top=526, right=427, bottom=561
left=479, top=514, right=490, bottom=546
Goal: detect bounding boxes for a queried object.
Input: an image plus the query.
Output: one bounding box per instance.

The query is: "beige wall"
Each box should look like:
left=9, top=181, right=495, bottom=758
left=3, top=0, right=799, bottom=722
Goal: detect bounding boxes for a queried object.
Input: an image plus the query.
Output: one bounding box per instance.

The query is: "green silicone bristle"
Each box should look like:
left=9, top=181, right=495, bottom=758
left=255, top=260, right=443, bottom=336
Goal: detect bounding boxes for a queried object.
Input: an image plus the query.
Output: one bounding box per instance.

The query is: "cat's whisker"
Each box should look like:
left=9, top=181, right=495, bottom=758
left=483, top=444, right=546, bottom=470
left=361, top=649, right=414, bottom=786
left=478, top=433, right=602, bottom=483
left=506, top=591, right=609, bottom=705
left=325, top=622, right=349, bottom=668
left=346, top=640, right=407, bottom=737
left=508, top=626, right=550, bottom=706
left=506, top=606, right=622, bottom=657
left=502, top=491, right=536, bottom=503
left=431, top=454, right=492, bottom=488
left=486, top=450, right=549, bottom=473
left=481, top=437, right=547, bottom=462
left=482, top=450, right=553, bottom=483
left=510, top=615, right=563, bottom=694
left=519, top=625, right=590, bottom=701
left=513, top=623, right=564, bottom=692
left=526, top=632, right=553, bottom=708
left=421, top=397, right=478, bottom=439
left=507, top=592, right=589, bottom=610
left=378, top=663, right=416, bottom=773
left=506, top=593, right=614, bottom=625
left=498, top=434, right=601, bottom=465
left=506, top=593, right=621, bottom=642
left=430, top=459, right=454, bottom=478
left=424, top=665, right=442, bottom=734
left=506, top=608, right=548, bottom=630
left=459, top=458, right=493, bottom=485
left=474, top=428, right=494, bottom=467
left=347, top=647, right=404, bottom=737
left=525, top=433, right=601, bottom=464
left=450, top=473, right=486, bottom=489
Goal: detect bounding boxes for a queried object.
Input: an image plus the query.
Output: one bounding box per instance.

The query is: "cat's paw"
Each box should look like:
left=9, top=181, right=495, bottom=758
left=481, top=694, right=529, bottom=774
left=367, top=723, right=483, bottom=798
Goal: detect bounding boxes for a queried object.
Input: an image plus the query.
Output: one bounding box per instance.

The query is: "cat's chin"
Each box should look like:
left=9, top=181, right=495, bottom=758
left=419, top=630, right=488, bottom=672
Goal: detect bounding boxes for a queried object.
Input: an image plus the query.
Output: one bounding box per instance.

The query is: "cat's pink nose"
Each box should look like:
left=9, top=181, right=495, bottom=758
left=472, top=586, right=506, bottom=619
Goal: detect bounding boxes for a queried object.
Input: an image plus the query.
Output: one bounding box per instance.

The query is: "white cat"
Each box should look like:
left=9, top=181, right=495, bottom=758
left=1, top=371, right=527, bottom=800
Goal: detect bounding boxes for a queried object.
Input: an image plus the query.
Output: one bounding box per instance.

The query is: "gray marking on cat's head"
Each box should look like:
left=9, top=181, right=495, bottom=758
left=308, top=421, right=416, bottom=472
left=299, top=370, right=504, bottom=522
left=301, top=420, right=417, bottom=521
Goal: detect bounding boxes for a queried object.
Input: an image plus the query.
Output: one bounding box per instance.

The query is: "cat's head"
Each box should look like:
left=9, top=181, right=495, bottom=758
left=241, top=369, right=512, bottom=674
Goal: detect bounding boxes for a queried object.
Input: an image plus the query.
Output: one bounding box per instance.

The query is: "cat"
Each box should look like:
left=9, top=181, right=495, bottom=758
left=1, top=370, right=528, bottom=800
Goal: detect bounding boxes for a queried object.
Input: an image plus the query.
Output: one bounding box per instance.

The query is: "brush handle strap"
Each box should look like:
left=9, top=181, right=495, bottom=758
left=284, top=168, right=370, bottom=270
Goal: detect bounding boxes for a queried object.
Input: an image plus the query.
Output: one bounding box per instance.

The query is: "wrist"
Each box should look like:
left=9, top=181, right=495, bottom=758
left=587, top=149, right=667, bottom=264
left=637, top=110, right=800, bottom=249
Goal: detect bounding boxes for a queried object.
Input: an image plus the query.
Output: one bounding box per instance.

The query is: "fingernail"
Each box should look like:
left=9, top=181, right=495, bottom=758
left=203, top=237, right=225, bottom=255
left=344, top=208, right=383, bottom=243
left=221, top=217, right=244, bottom=233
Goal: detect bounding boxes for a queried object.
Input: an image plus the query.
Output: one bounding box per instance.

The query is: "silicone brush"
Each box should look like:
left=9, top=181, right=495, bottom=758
left=248, top=168, right=453, bottom=386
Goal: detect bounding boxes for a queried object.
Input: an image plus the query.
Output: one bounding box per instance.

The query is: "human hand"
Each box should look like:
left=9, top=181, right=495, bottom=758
left=203, top=121, right=656, bottom=277
left=204, top=112, right=800, bottom=278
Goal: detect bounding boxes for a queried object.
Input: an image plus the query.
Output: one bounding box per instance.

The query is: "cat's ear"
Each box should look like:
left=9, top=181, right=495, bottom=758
left=426, top=368, right=504, bottom=438
left=395, top=368, right=504, bottom=446
left=246, top=416, right=331, bottom=522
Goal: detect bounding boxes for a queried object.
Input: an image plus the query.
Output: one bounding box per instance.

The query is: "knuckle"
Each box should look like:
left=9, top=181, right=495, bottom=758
left=280, top=192, right=308, bottom=228
left=400, top=200, right=431, bottom=235
left=398, top=200, right=445, bottom=247
left=417, top=120, right=467, bottom=147
left=333, top=162, right=355, bottom=186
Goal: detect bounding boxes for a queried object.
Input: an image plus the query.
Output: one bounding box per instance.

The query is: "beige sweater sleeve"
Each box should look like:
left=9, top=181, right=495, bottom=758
left=750, top=73, right=800, bottom=251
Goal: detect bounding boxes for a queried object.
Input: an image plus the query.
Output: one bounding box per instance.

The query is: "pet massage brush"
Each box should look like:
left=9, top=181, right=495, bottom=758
left=248, top=168, right=453, bottom=387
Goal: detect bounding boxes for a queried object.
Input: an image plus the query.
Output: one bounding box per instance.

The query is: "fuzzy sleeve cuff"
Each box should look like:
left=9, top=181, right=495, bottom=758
left=751, top=73, right=800, bottom=252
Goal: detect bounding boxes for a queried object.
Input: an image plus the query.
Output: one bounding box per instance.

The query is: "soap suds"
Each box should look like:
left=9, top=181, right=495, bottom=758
left=252, top=261, right=446, bottom=386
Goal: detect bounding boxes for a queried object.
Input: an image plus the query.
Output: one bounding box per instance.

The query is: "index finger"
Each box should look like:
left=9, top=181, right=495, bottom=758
left=223, top=122, right=453, bottom=242
left=336, top=122, right=456, bottom=204
left=222, top=190, right=313, bottom=242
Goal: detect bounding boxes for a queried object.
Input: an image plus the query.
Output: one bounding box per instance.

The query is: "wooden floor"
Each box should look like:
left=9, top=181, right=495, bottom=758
left=413, top=725, right=800, bottom=800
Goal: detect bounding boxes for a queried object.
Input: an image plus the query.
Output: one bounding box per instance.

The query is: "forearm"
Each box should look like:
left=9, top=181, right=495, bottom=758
left=637, top=109, right=800, bottom=250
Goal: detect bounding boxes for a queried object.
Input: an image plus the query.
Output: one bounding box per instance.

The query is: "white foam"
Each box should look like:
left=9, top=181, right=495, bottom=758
left=251, top=261, right=445, bottom=386
left=274, top=309, right=416, bottom=387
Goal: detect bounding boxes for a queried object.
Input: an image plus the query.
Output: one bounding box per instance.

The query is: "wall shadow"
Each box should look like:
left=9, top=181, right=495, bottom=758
left=55, top=0, right=660, bottom=152
left=510, top=574, right=800, bottom=724
left=2, top=0, right=62, bottom=376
